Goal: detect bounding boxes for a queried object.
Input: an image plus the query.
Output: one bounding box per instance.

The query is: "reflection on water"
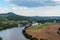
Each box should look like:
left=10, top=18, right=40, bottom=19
left=0, top=27, right=28, bottom=40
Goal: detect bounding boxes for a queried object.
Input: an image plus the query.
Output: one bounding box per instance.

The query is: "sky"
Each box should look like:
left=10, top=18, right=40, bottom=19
left=0, top=0, right=60, bottom=16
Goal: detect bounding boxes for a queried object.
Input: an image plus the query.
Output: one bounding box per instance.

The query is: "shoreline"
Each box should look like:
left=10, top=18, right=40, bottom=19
left=23, top=23, right=60, bottom=40
left=22, top=27, right=38, bottom=40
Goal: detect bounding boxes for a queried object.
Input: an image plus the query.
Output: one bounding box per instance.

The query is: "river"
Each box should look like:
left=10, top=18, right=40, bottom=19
left=0, top=27, right=28, bottom=40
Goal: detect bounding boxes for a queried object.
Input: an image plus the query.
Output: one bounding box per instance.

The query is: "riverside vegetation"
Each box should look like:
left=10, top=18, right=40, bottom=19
left=22, top=27, right=38, bottom=40
left=0, top=37, right=2, bottom=40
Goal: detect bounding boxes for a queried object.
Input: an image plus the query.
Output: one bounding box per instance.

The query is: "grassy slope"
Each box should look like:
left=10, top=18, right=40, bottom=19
left=26, top=23, right=50, bottom=32
left=26, top=23, right=60, bottom=40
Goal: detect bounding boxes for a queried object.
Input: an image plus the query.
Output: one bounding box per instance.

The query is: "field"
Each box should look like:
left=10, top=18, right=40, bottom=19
left=26, top=23, right=60, bottom=40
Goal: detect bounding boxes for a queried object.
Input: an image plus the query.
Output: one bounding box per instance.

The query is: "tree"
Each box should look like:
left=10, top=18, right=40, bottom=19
left=58, top=27, right=60, bottom=31
left=0, top=37, right=2, bottom=40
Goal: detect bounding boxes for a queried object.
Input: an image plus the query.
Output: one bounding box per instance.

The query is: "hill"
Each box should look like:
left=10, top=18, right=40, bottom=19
left=0, top=12, right=32, bottom=21
left=0, top=12, right=60, bottom=23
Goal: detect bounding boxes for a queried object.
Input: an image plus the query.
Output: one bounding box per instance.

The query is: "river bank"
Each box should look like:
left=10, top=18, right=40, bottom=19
left=22, top=27, right=38, bottom=40
left=22, top=23, right=48, bottom=40
left=24, top=23, right=60, bottom=40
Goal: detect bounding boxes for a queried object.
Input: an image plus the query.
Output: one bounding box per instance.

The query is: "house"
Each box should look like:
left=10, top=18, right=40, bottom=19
left=32, top=22, right=39, bottom=26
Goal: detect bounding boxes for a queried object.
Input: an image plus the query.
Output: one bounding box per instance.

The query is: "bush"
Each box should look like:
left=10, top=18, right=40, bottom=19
left=0, top=37, right=2, bottom=40
left=40, top=38, right=48, bottom=40
left=30, top=37, right=38, bottom=40
left=58, top=28, right=60, bottom=31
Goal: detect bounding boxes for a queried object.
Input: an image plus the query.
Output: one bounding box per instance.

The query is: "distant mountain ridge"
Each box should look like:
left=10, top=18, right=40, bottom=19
left=0, top=12, right=60, bottom=18
left=0, top=12, right=32, bottom=21
left=0, top=12, right=16, bottom=16
left=0, top=12, right=60, bottom=21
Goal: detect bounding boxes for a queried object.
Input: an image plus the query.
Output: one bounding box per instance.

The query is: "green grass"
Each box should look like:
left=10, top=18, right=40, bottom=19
left=30, top=23, right=49, bottom=32
left=35, top=23, right=48, bottom=29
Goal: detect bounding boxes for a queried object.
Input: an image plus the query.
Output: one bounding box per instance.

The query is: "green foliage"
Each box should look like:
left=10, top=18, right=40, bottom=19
left=30, top=37, right=38, bottom=40
left=58, top=28, right=60, bottom=31
left=0, top=37, right=2, bottom=40
left=0, top=21, right=18, bottom=30
left=40, top=38, right=48, bottom=40
left=1, top=12, right=60, bottom=23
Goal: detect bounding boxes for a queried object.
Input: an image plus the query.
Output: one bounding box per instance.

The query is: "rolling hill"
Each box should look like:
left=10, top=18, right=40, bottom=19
left=0, top=12, right=32, bottom=21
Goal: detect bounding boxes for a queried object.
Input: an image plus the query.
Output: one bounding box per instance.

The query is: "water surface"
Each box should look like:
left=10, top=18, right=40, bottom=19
left=0, top=27, right=28, bottom=40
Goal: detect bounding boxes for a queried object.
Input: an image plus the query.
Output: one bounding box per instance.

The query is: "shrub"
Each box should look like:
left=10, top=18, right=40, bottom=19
left=0, top=37, right=2, bottom=40
left=30, top=37, right=38, bottom=40
left=40, top=38, right=48, bottom=40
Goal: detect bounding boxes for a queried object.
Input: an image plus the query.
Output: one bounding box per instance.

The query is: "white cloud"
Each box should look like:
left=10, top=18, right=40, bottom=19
left=0, top=7, right=10, bottom=13
left=5, top=0, right=10, bottom=2
left=53, top=0, right=60, bottom=3
left=53, top=0, right=60, bottom=2
left=9, top=0, right=60, bottom=7
left=0, top=3, right=60, bottom=16
left=11, top=5, right=60, bottom=16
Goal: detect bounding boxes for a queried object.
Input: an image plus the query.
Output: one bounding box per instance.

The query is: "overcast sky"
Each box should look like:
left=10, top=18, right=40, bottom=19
left=0, top=0, right=60, bottom=16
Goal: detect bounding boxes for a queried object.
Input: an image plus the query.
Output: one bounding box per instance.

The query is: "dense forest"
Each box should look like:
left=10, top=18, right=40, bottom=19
left=0, top=12, right=60, bottom=23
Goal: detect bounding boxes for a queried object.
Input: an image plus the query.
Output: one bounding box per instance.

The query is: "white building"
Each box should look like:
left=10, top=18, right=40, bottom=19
left=32, top=22, right=39, bottom=26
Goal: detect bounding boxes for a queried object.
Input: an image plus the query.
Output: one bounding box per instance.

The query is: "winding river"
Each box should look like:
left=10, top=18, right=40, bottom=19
left=0, top=27, right=28, bottom=40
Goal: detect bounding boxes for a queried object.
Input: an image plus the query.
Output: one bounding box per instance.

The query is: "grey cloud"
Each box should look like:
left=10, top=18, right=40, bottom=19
left=9, top=0, right=60, bottom=7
